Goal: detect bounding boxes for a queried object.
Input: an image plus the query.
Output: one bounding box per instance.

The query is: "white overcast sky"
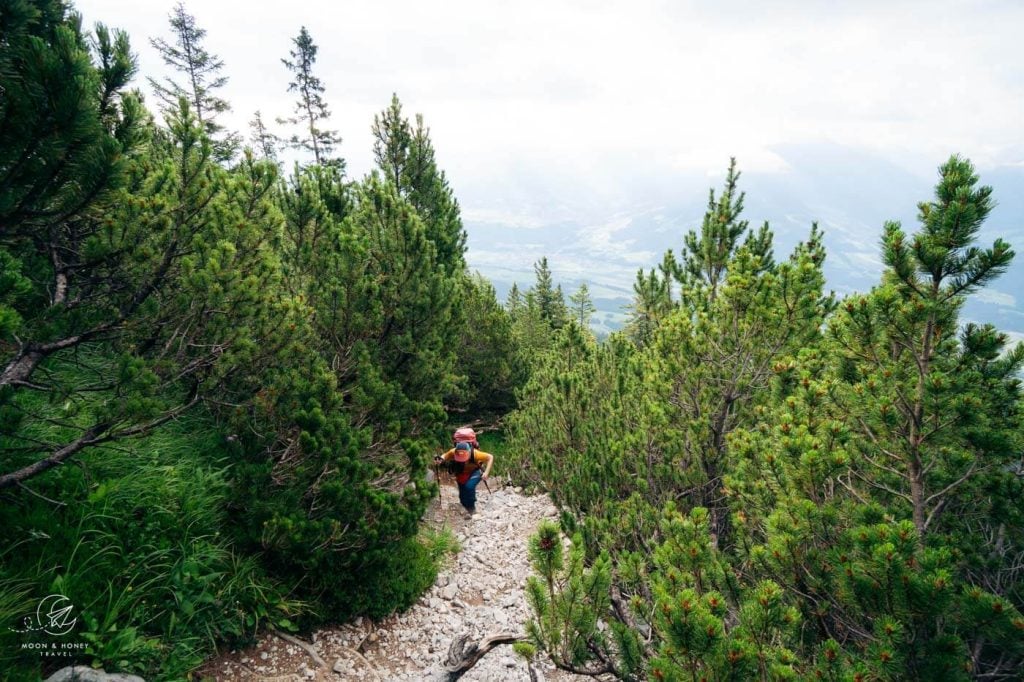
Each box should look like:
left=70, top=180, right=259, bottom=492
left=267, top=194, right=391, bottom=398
left=74, top=0, right=1024, bottom=184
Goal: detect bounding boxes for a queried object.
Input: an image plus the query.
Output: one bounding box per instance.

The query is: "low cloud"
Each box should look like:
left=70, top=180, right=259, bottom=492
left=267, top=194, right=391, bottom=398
left=973, top=289, right=1017, bottom=308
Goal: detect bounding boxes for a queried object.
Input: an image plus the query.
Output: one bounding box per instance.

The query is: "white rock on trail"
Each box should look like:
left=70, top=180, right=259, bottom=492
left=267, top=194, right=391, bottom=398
left=199, top=486, right=589, bottom=681
left=44, top=669, right=145, bottom=682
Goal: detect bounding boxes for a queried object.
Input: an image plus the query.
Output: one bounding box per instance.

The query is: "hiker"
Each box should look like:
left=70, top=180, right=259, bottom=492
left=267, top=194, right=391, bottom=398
left=435, top=436, right=493, bottom=516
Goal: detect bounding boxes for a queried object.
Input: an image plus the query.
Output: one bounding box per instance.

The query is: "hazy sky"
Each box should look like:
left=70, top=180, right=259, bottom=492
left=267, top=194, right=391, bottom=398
left=74, top=0, right=1024, bottom=182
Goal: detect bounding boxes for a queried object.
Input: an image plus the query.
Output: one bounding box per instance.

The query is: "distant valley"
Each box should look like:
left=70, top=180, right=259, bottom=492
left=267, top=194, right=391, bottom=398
left=462, top=145, right=1024, bottom=341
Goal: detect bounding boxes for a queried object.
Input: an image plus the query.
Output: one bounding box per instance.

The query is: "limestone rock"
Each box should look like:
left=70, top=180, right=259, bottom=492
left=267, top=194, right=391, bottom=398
left=45, top=668, right=146, bottom=682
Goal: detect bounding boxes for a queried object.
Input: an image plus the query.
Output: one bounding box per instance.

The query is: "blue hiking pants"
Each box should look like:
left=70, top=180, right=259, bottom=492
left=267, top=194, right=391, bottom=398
left=458, top=469, right=483, bottom=511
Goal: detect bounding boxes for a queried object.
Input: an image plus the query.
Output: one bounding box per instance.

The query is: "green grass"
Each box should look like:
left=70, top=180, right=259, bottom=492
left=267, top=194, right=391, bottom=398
left=476, top=430, right=512, bottom=477
left=476, top=429, right=506, bottom=451
left=419, top=526, right=461, bottom=568
left=0, top=350, right=302, bottom=680
left=476, top=428, right=541, bottom=489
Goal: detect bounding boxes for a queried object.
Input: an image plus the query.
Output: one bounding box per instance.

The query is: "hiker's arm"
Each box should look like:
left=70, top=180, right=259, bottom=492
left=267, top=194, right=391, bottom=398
left=436, top=449, right=455, bottom=463
left=481, top=452, right=493, bottom=479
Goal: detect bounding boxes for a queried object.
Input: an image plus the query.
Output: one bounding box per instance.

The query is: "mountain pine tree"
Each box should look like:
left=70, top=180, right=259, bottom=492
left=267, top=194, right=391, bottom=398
left=372, top=94, right=412, bottom=187
left=371, top=94, right=466, bottom=273
left=521, top=521, right=633, bottom=677
left=1, top=97, right=297, bottom=489
left=652, top=228, right=831, bottom=546
left=514, top=155, right=1024, bottom=681
left=831, top=155, right=1018, bottom=542
left=624, top=267, right=673, bottom=347
left=665, top=157, right=774, bottom=306
left=276, top=162, right=351, bottom=296
left=0, top=1, right=141, bottom=235
left=446, top=274, right=525, bottom=413
left=678, top=157, right=748, bottom=300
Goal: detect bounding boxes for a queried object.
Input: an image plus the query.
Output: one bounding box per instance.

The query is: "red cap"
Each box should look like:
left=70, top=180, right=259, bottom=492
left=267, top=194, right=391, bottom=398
left=453, top=442, right=472, bottom=462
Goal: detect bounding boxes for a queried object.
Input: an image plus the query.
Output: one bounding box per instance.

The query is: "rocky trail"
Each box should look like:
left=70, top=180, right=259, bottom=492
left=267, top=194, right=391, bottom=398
left=198, top=482, right=591, bottom=682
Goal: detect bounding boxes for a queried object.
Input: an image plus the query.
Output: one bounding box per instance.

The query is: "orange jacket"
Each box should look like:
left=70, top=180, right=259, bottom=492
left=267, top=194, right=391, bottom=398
left=440, top=447, right=494, bottom=484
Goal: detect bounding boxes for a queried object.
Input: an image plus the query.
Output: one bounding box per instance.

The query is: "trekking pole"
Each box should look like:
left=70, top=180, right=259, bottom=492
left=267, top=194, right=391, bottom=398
left=434, top=459, right=447, bottom=528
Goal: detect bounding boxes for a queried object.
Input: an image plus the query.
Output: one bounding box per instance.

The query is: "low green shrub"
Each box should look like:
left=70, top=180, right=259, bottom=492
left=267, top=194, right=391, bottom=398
left=324, top=537, right=439, bottom=621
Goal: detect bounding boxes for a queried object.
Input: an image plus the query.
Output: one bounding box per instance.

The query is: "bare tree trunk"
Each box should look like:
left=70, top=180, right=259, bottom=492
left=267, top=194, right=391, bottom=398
left=0, top=388, right=201, bottom=488
left=909, top=455, right=926, bottom=541
left=909, top=295, right=937, bottom=545
left=444, top=632, right=522, bottom=679
left=0, top=424, right=109, bottom=489
left=706, top=396, right=735, bottom=548
left=0, top=347, right=45, bottom=387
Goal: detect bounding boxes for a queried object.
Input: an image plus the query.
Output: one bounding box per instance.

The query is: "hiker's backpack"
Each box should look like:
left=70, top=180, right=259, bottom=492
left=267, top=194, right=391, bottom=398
left=453, top=427, right=479, bottom=449
left=446, top=428, right=479, bottom=475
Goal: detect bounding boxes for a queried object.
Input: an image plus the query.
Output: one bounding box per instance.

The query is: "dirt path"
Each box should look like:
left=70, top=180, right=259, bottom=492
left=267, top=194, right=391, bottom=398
left=199, top=483, right=590, bottom=681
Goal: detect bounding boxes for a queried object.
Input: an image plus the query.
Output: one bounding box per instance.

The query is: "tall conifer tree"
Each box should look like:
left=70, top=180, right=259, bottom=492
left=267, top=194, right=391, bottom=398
left=570, top=282, right=596, bottom=329
left=507, top=283, right=524, bottom=316
left=280, top=26, right=341, bottom=168
left=532, top=257, right=567, bottom=329
left=149, top=2, right=240, bottom=161
left=248, top=110, right=279, bottom=160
